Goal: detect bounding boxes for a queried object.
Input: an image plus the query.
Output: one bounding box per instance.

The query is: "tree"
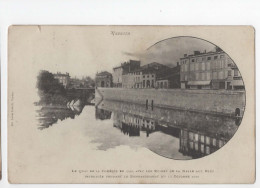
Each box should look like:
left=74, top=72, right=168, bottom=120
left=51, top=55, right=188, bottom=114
left=37, top=70, right=66, bottom=96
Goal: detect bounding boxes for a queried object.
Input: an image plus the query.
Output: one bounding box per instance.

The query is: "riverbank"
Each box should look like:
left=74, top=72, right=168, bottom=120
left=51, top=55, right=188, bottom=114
left=96, top=88, right=246, bottom=117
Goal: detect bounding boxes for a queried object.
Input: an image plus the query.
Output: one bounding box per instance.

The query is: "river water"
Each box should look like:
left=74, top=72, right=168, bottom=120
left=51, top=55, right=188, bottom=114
left=36, top=99, right=241, bottom=160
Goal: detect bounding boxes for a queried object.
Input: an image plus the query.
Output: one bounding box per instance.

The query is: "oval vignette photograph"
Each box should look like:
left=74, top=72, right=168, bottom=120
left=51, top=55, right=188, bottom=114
left=35, top=35, right=246, bottom=160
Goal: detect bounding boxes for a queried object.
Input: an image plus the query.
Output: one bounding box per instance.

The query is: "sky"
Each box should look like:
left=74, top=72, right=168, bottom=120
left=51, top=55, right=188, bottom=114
left=124, top=37, right=216, bottom=68
left=11, top=26, right=217, bottom=79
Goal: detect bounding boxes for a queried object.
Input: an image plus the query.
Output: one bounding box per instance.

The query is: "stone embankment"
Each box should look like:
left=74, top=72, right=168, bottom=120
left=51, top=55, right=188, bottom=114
left=95, top=88, right=246, bottom=117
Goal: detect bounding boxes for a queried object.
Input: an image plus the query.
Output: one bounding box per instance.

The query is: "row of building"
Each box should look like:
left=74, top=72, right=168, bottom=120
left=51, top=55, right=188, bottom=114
left=180, top=47, right=244, bottom=90
left=95, top=107, right=227, bottom=158
left=96, top=47, right=244, bottom=90
left=96, top=60, right=181, bottom=89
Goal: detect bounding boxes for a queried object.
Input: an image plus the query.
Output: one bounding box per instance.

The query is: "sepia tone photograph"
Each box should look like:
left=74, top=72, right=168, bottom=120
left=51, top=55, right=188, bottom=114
left=8, top=26, right=255, bottom=183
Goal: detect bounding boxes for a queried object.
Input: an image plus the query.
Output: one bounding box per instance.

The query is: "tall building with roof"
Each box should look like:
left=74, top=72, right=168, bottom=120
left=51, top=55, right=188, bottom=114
left=122, top=62, right=170, bottom=89
left=180, top=48, right=244, bottom=90
left=112, top=60, right=141, bottom=87
left=95, top=71, right=113, bottom=88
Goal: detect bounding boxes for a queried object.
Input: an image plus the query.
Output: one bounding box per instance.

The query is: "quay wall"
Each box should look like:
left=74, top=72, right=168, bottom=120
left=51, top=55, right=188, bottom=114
left=95, top=88, right=246, bottom=116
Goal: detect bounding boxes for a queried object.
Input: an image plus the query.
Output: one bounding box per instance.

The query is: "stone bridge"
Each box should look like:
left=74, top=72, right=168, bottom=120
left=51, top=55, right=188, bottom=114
left=66, top=88, right=95, bottom=103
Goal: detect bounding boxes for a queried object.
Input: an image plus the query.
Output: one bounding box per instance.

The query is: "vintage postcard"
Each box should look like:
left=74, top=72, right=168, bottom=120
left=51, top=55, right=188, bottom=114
left=8, top=25, right=255, bottom=183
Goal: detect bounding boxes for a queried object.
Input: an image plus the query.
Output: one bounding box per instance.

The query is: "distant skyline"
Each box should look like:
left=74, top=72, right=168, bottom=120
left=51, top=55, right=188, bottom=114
left=15, top=26, right=218, bottom=79
left=123, top=37, right=216, bottom=68
left=49, top=36, right=216, bottom=77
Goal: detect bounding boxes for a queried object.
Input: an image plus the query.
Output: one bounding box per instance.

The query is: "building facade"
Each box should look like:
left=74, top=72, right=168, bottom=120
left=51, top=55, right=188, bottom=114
left=230, top=64, right=244, bottom=90
left=179, top=129, right=227, bottom=158
left=122, top=62, right=169, bottom=89
left=113, top=60, right=141, bottom=87
left=54, top=72, right=70, bottom=88
left=156, top=64, right=180, bottom=89
left=112, top=111, right=157, bottom=137
left=113, top=66, right=124, bottom=88
left=180, top=49, right=244, bottom=90
left=95, top=71, right=113, bottom=88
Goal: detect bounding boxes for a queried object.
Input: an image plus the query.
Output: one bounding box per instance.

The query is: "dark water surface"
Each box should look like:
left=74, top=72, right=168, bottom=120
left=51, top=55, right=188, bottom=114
left=36, top=100, right=240, bottom=160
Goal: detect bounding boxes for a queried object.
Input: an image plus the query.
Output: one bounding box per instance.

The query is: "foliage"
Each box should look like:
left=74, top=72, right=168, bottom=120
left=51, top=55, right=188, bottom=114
left=37, top=70, right=68, bottom=105
left=37, top=70, right=66, bottom=95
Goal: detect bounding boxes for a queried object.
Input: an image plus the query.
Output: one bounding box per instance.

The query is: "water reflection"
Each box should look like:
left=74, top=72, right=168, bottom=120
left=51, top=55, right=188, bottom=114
left=35, top=99, right=241, bottom=160
left=36, top=105, right=84, bottom=130
left=96, top=100, right=240, bottom=159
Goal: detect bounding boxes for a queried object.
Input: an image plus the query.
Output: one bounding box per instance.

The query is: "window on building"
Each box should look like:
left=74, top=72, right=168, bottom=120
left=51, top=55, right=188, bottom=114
left=206, top=136, right=210, bottom=145
left=196, top=73, right=199, bottom=80
left=189, top=141, right=194, bottom=149
left=201, top=73, right=205, bottom=81
left=195, top=63, right=199, bottom=71
left=206, top=62, right=211, bottom=70
left=220, top=55, right=225, bottom=59
left=189, top=132, right=194, bottom=140
left=185, top=64, right=188, bottom=72
left=194, top=134, right=199, bottom=141
left=201, top=135, right=205, bottom=143
left=191, top=59, right=195, bottom=62
left=190, top=64, right=194, bottom=71
left=146, top=80, right=150, bottom=88
left=201, top=144, right=205, bottom=153
left=206, top=146, right=210, bottom=154
left=219, top=140, right=224, bottom=148
left=201, top=62, right=205, bottom=70
left=218, top=71, right=224, bottom=79
left=217, top=61, right=222, bottom=69
left=207, top=57, right=211, bottom=60
left=234, top=70, right=239, bottom=76
left=228, top=70, right=232, bottom=76
left=212, top=138, right=217, bottom=146
left=213, top=71, right=218, bottom=79
left=143, top=75, right=145, bottom=78
left=195, top=143, right=199, bottom=151
left=214, top=56, right=218, bottom=60
left=206, top=72, right=211, bottom=80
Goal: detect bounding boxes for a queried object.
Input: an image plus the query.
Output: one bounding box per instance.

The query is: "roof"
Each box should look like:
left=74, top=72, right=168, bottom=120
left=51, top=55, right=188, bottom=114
left=96, top=71, right=112, bottom=76
left=141, top=62, right=169, bottom=69
left=180, top=50, right=226, bottom=60
left=187, top=80, right=211, bottom=86
left=126, top=62, right=169, bottom=74
left=113, top=60, right=141, bottom=70
left=113, top=66, right=123, bottom=70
